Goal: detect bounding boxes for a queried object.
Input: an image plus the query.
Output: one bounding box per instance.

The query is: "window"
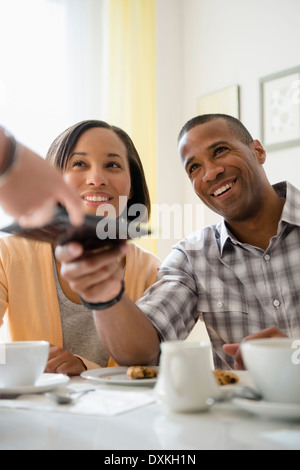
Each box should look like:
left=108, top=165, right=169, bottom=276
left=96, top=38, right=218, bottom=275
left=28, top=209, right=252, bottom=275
left=0, top=0, right=107, bottom=227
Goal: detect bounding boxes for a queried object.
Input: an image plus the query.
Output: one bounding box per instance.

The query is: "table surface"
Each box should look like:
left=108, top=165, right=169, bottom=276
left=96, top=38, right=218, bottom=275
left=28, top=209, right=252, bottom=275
left=0, top=375, right=300, bottom=451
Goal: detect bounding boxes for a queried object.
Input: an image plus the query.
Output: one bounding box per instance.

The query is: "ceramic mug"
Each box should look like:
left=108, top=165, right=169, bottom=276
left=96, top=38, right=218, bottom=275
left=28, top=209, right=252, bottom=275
left=242, top=338, right=300, bottom=404
left=0, top=341, right=49, bottom=387
left=155, top=341, right=219, bottom=413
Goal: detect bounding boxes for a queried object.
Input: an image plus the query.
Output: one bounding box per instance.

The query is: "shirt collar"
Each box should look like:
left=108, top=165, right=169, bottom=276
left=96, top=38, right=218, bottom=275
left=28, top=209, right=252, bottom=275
left=218, top=181, right=300, bottom=255
left=277, top=181, right=300, bottom=227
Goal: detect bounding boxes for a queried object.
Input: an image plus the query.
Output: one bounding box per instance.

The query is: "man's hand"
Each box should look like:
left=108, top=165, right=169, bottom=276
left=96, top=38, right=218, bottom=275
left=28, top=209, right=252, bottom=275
left=223, top=327, right=288, bottom=369
left=55, top=242, right=129, bottom=304
left=45, top=344, right=87, bottom=376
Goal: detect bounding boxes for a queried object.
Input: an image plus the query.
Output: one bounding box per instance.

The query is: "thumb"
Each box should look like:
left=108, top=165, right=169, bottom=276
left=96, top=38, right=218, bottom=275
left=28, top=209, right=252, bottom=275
left=58, top=186, right=84, bottom=227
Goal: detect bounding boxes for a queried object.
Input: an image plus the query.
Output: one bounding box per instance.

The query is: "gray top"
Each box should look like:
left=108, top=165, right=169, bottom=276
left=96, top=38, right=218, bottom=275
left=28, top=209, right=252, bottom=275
left=52, top=257, right=109, bottom=367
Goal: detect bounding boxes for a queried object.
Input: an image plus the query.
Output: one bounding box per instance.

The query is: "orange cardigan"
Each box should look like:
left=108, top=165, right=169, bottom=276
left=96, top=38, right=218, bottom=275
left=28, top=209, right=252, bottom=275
left=0, top=236, right=160, bottom=368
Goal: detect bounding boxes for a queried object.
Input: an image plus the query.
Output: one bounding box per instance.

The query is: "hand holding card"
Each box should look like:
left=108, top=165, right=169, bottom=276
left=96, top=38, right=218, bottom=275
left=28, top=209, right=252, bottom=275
left=0, top=205, right=150, bottom=250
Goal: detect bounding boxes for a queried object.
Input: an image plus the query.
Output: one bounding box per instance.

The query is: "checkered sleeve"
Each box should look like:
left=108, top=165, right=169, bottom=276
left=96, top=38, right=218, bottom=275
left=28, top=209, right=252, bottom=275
left=136, top=245, right=200, bottom=341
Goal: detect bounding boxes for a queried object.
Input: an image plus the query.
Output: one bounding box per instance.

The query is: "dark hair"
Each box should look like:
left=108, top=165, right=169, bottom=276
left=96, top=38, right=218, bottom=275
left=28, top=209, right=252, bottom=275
left=46, top=120, right=151, bottom=221
left=178, top=114, right=253, bottom=146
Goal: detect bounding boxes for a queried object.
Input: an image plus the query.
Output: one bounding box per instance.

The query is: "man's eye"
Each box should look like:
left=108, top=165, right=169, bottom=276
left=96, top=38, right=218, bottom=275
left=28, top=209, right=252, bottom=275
left=215, top=147, right=228, bottom=156
left=188, top=163, right=200, bottom=175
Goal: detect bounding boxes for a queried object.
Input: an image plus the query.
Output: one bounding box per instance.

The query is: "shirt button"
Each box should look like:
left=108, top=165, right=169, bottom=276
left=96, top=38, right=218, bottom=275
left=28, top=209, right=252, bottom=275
left=217, top=300, right=223, bottom=309
left=273, top=299, right=281, bottom=308
left=264, top=254, right=271, bottom=261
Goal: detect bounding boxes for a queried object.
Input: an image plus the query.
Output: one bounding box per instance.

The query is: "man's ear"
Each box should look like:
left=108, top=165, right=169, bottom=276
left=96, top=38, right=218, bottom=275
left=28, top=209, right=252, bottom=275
left=251, top=139, right=266, bottom=165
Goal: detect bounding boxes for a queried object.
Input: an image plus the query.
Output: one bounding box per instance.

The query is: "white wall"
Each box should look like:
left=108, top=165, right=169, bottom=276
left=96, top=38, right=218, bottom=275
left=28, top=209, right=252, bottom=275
left=181, top=0, right=300, bottom=202
left=156, top=0, right=300, bottom=260
left=155, top=0, right=300, bottom=343
left=155, top=0, right=185, bottom=259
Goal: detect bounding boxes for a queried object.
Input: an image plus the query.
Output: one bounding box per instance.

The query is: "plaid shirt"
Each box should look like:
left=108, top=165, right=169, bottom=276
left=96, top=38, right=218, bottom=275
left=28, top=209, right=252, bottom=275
left=137, top=181, right=300, bottom=369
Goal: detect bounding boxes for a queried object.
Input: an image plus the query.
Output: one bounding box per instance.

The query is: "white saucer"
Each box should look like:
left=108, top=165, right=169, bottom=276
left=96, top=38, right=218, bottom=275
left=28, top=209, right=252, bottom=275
left=81, top=367, right=159, bottom=386
left=0, top=373, right=69, bottom=395
left=233, top=398, right=300, bottom=421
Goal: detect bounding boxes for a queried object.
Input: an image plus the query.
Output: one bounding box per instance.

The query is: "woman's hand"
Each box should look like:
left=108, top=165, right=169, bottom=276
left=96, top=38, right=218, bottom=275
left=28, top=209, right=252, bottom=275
left=45, top=344, right=87, bottom=376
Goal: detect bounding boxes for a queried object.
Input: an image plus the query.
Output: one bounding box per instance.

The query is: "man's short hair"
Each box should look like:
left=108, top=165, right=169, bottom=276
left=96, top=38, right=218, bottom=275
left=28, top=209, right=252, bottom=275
left=178, top=114, right=253, bottom=146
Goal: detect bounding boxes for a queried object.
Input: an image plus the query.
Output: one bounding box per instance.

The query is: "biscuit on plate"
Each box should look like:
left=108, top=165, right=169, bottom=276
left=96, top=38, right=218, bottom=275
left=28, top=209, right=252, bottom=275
left=127, top=366, right=158, bottom=380
left=214, top=369, right=239, bottom=385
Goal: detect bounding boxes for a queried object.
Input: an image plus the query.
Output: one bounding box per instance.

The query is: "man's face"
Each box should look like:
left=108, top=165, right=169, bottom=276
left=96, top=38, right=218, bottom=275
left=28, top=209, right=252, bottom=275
left=178, top=119, right=267, bottom=223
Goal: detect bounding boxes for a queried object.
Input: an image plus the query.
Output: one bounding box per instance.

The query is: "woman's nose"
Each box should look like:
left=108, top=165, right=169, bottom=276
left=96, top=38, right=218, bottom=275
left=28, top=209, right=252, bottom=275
left=86, top=169, right=108, bottom=186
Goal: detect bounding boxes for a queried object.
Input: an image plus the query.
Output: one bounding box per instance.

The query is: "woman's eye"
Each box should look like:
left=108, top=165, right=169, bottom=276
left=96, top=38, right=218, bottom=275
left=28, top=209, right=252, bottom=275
left=72, top=160, right=86, bottom=168
left=107, top=161, right=121, bottom=169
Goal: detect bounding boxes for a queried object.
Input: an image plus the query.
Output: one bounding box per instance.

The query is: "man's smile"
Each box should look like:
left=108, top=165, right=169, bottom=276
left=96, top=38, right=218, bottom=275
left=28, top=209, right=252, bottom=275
left=210, top=178, right=237, bottom=198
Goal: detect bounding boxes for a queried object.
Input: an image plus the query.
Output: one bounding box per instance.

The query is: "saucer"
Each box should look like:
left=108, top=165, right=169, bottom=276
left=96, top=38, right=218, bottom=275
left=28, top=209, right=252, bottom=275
left=0, top=373, right=69, bottom=395
left=233, top=398, right=300, bottom=421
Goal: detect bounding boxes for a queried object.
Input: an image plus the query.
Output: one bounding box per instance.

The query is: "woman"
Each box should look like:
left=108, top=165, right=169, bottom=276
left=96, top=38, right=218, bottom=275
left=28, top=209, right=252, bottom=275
left=0, top=120, right=160, bottom=375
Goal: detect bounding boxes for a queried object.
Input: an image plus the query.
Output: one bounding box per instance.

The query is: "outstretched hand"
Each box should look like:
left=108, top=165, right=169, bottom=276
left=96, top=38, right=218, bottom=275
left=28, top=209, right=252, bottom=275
left=0, top=129, right=84, bottom=227
left=223, top=327, right=288, bottom=369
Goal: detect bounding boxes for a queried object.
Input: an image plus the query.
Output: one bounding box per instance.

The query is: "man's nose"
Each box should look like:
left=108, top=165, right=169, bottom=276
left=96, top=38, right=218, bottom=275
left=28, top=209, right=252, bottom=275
left=202, top=163, right=225, bottom=182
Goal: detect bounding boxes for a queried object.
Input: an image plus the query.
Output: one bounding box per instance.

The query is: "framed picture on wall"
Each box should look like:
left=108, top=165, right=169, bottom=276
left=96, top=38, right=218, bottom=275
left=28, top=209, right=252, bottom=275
left=197, top=85, right=240, bottom=118
left=260, top=66, right=300, bottom=151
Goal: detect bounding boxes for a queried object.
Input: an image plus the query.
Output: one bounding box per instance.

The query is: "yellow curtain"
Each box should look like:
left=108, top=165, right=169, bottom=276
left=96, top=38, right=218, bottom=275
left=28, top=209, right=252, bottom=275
left=107, top=0, right=157, bottom=254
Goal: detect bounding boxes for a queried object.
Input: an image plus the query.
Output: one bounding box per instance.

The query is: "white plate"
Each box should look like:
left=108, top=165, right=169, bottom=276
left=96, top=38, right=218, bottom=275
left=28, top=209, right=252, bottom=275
left=81, top=367, right=159, bottom=386
left=233, top=398, right=300, bottom=421
left=0, top=373, right=69, bottom=395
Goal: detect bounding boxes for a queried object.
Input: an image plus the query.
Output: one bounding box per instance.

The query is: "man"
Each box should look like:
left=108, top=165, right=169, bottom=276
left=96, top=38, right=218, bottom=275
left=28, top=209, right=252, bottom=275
left=0, top=126, right=83, bottom=227
left=56, top=114, right=296, bottom=369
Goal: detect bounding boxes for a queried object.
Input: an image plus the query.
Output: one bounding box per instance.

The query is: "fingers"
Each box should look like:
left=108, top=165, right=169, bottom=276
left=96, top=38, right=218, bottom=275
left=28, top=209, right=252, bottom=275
left=18, top=193, right=84, bottom=228
left=46, top=345, right=86, bottom=376
left=223, top=327, right=288, bottom=370
left=18, top=200, right=56, bottom=227
left=223, top=343, right=244, bottom=370
left=222, top=343, right=239, bottom=357
left=58, top=187, right=85, bottom=227
left=55, top=241, right=129, bottom=303
left=55, top=242, right=84, bottom=262
left=55, top=241, right=128, bottom=264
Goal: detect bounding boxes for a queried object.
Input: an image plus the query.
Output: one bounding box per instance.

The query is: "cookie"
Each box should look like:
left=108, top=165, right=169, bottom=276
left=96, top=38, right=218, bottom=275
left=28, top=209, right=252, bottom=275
left=214, top=369, right=239, bottom=386
left=127, top=366, right=158, bottom=380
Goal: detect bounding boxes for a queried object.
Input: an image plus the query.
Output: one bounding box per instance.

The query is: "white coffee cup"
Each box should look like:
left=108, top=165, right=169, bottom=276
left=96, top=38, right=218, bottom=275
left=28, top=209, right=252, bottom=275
left=241, top=338, right=300, bottom=404
left=155, top=341, right=219, bottom=413
left=0, top=341, right=49, bottom=388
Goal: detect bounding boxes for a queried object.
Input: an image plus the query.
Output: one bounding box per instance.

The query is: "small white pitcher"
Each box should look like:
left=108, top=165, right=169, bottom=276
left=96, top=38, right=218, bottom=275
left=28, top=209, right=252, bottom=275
left=155, top=341, right=219, bottom=413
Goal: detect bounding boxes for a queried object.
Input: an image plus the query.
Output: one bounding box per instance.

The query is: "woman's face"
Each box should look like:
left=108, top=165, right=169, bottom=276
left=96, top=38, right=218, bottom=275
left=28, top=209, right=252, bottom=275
left=63, top=127, right=132, bottom=217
